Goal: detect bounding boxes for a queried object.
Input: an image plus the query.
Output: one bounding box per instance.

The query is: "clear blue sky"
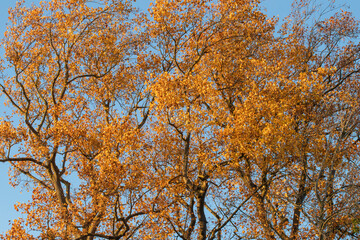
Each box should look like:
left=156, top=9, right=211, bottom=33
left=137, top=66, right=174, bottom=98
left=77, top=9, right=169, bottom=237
left=0, top=0, right=359, bottom=234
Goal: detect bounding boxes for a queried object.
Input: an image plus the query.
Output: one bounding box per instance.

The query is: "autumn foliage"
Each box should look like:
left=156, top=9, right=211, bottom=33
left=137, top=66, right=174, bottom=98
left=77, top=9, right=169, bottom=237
left=0, top=0, right=359, bottom=239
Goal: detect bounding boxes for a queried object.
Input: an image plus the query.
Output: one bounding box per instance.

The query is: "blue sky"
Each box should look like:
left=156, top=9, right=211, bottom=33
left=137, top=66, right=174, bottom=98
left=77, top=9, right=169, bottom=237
left=0, top=0, right=359, bottom=234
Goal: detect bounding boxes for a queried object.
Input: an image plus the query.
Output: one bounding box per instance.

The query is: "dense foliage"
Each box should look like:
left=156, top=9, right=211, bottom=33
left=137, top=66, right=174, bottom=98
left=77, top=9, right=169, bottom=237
left=0, top=0, right=359, bottom=239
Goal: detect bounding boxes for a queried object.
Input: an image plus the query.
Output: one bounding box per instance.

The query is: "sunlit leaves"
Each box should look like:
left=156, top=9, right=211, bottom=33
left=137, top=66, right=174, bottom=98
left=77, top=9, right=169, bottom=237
left=0, top=0, right=360, bottom=239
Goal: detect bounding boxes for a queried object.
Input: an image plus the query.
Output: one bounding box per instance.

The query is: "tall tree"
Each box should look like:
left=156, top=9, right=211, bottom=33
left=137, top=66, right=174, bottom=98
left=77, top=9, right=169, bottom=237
left=1, top=0, right=359, bottom=239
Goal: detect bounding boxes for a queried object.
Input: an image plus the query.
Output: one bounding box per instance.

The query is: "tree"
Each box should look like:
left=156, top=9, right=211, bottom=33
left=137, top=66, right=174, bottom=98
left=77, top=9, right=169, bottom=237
left=0, top=0, right=359, bottom=239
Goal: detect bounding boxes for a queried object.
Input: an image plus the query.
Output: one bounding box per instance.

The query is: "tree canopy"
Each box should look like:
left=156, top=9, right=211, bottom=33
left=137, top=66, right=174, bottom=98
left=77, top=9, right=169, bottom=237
left=0, top=0, right=359, bottom=239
